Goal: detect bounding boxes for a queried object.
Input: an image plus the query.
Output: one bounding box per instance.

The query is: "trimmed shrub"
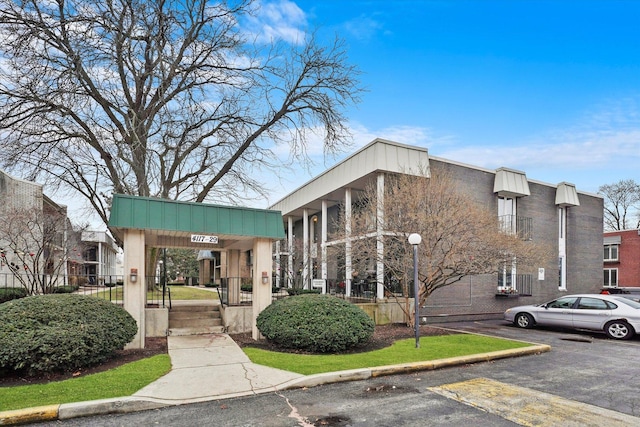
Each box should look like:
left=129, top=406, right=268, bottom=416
left=256, top=294, right=375, bottom=353
left=52, top=285, right=79, bottom=294
left=286, top=288, right=321, bottom=296
left=0, top=294, right=137, bottom=375
left=168, top=281, right=184, bottom=286
left=0, top=288, right=27, bottom=304
left=241, top=284, right=252, bottom=292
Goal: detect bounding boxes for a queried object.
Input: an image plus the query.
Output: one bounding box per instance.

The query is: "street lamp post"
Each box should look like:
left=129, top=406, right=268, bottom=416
left=408, top=233, right=422, bottom=348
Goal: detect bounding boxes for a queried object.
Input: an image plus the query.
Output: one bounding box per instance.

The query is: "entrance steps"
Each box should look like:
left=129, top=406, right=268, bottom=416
left=168, top=301, right=224, bottom=336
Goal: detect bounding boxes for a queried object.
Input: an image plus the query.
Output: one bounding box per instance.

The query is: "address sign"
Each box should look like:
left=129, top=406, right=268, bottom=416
left=190, top=234, right=219, bottom=244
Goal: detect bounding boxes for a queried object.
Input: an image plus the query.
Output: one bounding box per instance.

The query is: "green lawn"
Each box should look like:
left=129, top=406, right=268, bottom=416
left=0, top=354, right=171, bottom=412
left=167, top=286, right=219, bottom=300
left=0, top=333, right=531, bottom=413
left=243, top=334, right=531, bottom=375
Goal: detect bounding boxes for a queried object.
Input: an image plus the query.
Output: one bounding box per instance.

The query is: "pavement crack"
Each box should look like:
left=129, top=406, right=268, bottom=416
left=275, top=391, right=314, bottom=427
left=240, top=363, right=257, bottom=394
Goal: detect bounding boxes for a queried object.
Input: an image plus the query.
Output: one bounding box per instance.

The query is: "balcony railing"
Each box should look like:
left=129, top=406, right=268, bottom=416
left=496, top=274, right=533, bottom=297
left=499, top=215, right=533, bottom=240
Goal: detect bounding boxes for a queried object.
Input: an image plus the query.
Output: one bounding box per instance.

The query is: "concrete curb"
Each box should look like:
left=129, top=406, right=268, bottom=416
left=0, top=344, right=550, bottom=425
left=0, top=405, right=59, bottom=426
left=57, top=397, right=169, bottom=420
left=279, top=344, right=551, bottom=390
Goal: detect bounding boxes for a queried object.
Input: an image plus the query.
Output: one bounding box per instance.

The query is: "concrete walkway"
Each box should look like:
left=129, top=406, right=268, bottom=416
left=133, top=334, right=304, bottom=403
left=0, top=333, right=551, bottom=425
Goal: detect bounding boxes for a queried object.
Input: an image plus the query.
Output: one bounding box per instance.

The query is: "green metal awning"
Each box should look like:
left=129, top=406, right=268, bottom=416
left=108, top=194, right=285, bottom=250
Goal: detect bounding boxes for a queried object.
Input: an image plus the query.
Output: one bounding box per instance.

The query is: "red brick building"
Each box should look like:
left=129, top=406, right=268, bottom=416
left=603, top=230, right=640, bottom=288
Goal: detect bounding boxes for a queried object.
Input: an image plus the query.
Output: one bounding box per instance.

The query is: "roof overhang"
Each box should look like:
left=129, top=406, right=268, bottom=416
left=555, top=182, right=580, bottom=207
left=108, top=194, right=285, bottom=251
left=269, top=138, right=430, bottom=220
left=493, top=167, right=531, bottom=198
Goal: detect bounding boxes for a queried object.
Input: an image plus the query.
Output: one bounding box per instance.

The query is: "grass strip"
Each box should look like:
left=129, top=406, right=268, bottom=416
left=93, top=286, right=218, bottom=301
left=243, top=334, right=530, bottom=375
left=0, top=354, right=171, bottom=412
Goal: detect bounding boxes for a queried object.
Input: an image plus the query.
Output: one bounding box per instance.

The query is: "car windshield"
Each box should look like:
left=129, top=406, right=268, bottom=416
left=612, top=297, right=640, bottom=309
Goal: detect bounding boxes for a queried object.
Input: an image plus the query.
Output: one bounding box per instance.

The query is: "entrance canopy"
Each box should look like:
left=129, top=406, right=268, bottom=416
left=108, top=194, right=285, bottom=250
left=107, top=194, right=285, bottom=348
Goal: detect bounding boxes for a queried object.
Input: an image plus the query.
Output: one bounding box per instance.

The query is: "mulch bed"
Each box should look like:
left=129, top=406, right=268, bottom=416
left=229, top=323, right=453, bottom=354
left=0, top=324, right=451, bottom=387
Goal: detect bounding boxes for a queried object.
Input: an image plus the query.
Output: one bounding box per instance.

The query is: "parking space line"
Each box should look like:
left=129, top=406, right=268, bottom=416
left=428, top=378, right=639, bottom=427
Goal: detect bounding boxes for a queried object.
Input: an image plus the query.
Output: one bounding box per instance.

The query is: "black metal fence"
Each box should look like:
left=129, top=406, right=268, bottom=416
left=0, top=273, right=125, bottom=303
left=0, top=273, right=172, bottom=308
left=216, top=277, right=379, bottom=306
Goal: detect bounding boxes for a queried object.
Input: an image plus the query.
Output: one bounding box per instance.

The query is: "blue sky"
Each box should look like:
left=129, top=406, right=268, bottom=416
left=51, top=0, right=640, bottom=224
left=264, top=0, right=640, bottom=202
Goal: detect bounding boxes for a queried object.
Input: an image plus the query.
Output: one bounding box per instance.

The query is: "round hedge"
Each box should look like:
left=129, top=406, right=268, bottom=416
left=256, top=294, right=375, bottom=353
left=0, top=294, right=137, bottom=375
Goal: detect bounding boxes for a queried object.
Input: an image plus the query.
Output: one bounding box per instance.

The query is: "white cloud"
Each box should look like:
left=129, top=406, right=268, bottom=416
left=246, top=0, right=307, bottom=44
left=429, top=97, right=640, bottom=193
left=343, top=14, right=386, bottom=42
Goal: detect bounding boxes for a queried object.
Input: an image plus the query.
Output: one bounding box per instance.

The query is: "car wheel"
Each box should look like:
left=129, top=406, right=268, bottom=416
left=515, top=313, right=534, bottom=329
left=605, top=320, right=634, bottom=340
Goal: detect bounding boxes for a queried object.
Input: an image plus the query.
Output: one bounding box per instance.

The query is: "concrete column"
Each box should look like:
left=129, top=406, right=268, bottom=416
left=200, top=258, right=211, bottom=286
left=321, top=200, right=328, bottom=282
left=227, top=249, right=241, bottom=305
left=345, top=188, right=352, bottom=296
left=98, top=241, right=103, bottom=279
left=376, top=173, right=385, bottom=299
left=252, top=238, right=273, bottom=340
left=287, top=216, right=294, bottom=288
left=302, top=208, right=309, bottom=289
left=123, top=229, right=146, bottom=349
left=219, top=251, right=227, bottom=279
left=274, top=240, right=281, bottom=288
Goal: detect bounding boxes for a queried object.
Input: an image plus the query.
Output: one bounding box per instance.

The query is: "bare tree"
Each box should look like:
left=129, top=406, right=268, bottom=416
left=337, top=171, right=550, bottom=326
left=0, top=0, right=361, bottom=228
left=0, top=205, right=84, bottom=295
left=598, top=179, right=640, bottom=231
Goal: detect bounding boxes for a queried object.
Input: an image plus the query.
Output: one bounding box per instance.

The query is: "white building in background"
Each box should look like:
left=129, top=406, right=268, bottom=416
left=81, top=230, right=121, bottom=284
left=0, top=169, right=85, bottom=283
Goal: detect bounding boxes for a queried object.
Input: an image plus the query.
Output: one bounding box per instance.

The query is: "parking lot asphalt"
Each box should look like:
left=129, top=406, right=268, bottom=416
left=6, top=319, right=640, bottom=426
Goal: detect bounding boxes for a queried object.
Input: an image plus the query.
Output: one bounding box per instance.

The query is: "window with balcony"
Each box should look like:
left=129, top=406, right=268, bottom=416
left=603, top=244, right=619, bottom=262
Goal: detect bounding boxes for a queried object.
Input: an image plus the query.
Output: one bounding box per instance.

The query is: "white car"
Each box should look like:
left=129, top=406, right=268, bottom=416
left=504, top=294, right=640, bottom=340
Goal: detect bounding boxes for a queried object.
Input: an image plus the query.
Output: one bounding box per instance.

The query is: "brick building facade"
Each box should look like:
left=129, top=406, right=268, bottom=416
left=603, top=229, right=640, bottom=289
left=270, top=139, right=604, bottom=323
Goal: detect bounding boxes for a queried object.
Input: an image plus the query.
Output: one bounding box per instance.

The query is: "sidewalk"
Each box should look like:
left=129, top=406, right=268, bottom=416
left=0, top=332, right=550, bottom=425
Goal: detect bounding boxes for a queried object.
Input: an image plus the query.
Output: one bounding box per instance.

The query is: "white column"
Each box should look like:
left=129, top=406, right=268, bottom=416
left=345, top=188, right=352, bottom=297
left=274, top=240, right=281, bottom=289
left=252, top=238, right=273, bottom=340
left=98, top=241, right=103, bottom=279
left=123, top=229, right=146, bottom=349
left=321, top=200, right=328, bottom=282
left=376, top=173, right=385, bottom=299
left=287, top=216, right=294, bottom=288
left=302, top=209, right=309, bottom=289
left=227, top=250, right=241, bottom=305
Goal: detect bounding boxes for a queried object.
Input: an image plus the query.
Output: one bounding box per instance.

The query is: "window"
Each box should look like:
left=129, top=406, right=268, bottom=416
left=576, top=297, right=609, bottom=310
left=498, top=197, right=516, bottom=234
left=604, top=244, right=619, bottom=261
left=558, top=207, right=567, bottom=291
left=547, top=296, right=578, bottom=309
left=603, top=268, right=618, bottom=287
left=498, top=259, right=515, bottom=291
